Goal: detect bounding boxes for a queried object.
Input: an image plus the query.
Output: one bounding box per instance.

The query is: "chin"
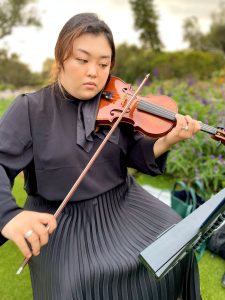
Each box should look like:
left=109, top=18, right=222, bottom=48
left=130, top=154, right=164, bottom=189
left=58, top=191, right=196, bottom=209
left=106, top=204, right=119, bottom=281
left=80, top=91, right=99, bottom=101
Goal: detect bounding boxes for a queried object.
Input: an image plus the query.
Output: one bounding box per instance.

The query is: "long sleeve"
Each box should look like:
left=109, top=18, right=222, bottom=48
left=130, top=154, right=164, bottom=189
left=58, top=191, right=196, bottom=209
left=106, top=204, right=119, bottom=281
left=126, top=134, right=168, bottom=176
left=0, top=94, right=33, bottom=244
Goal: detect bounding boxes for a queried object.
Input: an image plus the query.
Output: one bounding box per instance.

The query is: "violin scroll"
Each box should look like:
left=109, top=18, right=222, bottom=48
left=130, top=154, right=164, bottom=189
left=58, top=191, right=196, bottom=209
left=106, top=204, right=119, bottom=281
left=212, top=127, right=225, bottom=145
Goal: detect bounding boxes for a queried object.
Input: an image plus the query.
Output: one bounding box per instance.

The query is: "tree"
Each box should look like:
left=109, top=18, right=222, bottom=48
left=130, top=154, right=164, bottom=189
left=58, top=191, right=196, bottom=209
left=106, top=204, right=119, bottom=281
left=114, top=43, right=154, bottom=82
left=0, top=0, right=41, bottom=39
left=41, top=58, right=55, bottom=83
left=183, top=16, right=203, bottom=50
left=205, top=2, right=225, bottom=53
left=0, top=49, right=40, bottom=87
left=129, top=0, right=163, bottom=51
left=183, top=2, right=225, bottom=54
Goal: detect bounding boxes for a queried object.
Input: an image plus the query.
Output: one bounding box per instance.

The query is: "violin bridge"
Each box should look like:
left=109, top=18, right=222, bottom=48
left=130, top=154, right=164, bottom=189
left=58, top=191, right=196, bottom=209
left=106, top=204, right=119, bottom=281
left=121, top=94, right=127, bottom=107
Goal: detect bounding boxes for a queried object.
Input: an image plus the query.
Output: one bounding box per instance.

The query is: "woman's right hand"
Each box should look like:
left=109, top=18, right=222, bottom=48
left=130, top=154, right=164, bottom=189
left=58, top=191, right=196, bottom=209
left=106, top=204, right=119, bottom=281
left=1, top=210, right=57, bottom=258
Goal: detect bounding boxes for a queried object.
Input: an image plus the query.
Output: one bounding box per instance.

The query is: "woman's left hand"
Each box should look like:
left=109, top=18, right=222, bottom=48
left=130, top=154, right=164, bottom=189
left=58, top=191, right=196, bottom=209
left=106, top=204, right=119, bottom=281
left=153, top=114, right=201, bottom=158
left=163, top=113, right=201, bottom=147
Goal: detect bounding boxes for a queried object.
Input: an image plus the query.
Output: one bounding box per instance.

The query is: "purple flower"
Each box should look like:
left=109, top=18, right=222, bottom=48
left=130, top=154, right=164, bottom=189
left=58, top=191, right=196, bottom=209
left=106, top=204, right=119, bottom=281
left=152, top=68, right=159, bottom=79
left=186, top=76, right=196, bottom=86
left=158, top=86, right=164, bottom=95
left=200, top=98, right=209, bottom=105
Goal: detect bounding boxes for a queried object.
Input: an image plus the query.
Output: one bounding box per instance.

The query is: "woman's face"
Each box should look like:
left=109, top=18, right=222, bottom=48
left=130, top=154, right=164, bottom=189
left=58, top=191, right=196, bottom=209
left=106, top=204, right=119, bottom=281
left=59, top=33, right=112, bottom=100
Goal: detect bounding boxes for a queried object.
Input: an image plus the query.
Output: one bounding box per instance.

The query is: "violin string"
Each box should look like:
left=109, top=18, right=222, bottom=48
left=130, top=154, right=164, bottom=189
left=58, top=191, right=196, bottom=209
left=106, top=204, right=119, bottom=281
left=138, top=99, right=217, bottom=135
left=199, top=123, right=217, bottom=134
left=138, top=100, right=176, bottom=121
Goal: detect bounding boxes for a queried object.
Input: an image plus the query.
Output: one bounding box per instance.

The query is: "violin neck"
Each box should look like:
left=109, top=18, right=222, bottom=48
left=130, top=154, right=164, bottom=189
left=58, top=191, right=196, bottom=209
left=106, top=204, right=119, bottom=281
left=138, top=99, right=218, bottom=136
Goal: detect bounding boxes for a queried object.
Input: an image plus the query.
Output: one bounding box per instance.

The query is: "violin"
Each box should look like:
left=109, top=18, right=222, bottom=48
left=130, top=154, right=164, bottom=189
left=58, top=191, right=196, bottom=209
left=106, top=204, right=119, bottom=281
left=96, top=76, right=225, bottom=145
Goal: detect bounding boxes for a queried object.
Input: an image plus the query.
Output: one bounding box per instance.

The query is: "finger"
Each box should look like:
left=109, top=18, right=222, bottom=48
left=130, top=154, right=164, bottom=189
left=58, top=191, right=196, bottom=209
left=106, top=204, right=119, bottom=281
left=175, top=113, right=185, bottom=124
left=25, top=231, right=41, bottom=256
left=37, top=213, right=57, bottom=234
left=185, top=115, right=201, bottom=134
left=175, top=114, right=187, bottom=128
left=185, top=115, right=195, bottom=133
left=196, top=121, right=201, bottom=132
left=175, top=114, right=190, bottom=132
left=33, top=223, right=49, bottom=246
left=14, top=235, right=32, bottom=258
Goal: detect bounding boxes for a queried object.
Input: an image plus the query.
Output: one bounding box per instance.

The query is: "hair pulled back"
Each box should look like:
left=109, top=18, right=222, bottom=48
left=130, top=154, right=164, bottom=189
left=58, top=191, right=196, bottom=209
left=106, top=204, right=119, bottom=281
left=54, top=13, right=115, bottom=78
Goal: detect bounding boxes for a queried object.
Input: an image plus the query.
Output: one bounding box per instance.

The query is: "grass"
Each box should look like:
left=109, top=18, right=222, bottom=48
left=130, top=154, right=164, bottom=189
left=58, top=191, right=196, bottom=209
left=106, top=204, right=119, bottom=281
left=199, top=251, right=225, bottom=300
left=0, top=175, right=32, bottom=300
left=136, top=172, right=175, bottom=189
left=0, top=99, right=13, bottom=116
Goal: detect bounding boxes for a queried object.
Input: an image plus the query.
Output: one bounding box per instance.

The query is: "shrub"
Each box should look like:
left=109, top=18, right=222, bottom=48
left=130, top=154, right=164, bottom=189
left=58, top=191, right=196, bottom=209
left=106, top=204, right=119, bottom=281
left=113, top=44, right=225, bottom=83
left=143, top=77, right=225, bottom=197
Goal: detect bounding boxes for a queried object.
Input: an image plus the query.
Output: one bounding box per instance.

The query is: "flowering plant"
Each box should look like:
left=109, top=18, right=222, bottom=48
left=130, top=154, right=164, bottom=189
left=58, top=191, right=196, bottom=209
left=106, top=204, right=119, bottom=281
left=144, top=77, right=225, bottom=197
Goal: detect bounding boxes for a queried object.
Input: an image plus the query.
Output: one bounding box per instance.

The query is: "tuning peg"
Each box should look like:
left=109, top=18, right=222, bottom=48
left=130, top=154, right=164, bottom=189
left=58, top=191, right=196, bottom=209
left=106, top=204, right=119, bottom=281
left=217, top=124, right=225, bottom=130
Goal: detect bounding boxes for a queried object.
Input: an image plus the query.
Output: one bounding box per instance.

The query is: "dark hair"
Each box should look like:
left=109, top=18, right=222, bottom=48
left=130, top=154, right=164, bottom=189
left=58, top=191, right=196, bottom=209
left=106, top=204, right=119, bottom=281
left=54, top=13, right=115, bottom=78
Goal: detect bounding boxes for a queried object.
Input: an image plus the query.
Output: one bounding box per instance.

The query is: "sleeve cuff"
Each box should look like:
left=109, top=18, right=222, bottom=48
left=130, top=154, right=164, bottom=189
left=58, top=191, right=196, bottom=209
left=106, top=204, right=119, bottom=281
left=127, top=136, right=169, bottom=175
left=0, top=234, right=8, bottom=246
left=0, top=207, right=23, bottom=232
left=0, top=208, right=23, bottom=247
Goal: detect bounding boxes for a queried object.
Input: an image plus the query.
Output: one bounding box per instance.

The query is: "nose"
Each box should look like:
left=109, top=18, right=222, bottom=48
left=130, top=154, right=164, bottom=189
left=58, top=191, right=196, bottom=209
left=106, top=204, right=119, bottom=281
left=87, top=63, right=97, bottom=78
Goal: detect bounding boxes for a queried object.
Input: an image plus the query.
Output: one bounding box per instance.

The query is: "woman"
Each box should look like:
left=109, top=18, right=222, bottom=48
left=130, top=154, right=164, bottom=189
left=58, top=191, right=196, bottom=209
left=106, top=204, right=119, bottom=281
left=0, top=13, right=201, bottom=300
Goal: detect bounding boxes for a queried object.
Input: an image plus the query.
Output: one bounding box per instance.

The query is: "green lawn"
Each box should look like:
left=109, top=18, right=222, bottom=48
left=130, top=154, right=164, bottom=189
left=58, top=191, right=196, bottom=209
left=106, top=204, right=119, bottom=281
left=199, top=251, right=225, bottom=300
left=0, top=175, right=224, bottom=299
left=0, top=98, right=13, bottom=116
left=0, top=175, right=32, bottom=300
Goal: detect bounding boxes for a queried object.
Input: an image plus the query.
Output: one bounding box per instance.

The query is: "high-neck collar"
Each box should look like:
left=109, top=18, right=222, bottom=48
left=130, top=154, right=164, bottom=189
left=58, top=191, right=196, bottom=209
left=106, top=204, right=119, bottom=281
left=52, top=80, right=120, bottom=153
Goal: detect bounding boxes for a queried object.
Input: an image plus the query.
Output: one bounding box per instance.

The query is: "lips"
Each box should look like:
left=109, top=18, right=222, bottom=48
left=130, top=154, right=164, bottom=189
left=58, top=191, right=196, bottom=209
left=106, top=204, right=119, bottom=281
left=83, top=82, right=97, bottom=87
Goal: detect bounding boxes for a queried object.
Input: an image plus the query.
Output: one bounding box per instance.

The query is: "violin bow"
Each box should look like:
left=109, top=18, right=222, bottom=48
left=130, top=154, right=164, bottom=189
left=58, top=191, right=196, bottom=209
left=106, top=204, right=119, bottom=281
left=16, top=74, right=150, bottom=275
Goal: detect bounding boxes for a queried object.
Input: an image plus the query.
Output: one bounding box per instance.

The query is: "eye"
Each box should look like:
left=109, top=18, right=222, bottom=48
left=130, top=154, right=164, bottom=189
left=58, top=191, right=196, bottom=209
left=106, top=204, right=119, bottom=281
left=100, top=63, right=109, bottom=68
left=76, top=58, right=88, bottom=64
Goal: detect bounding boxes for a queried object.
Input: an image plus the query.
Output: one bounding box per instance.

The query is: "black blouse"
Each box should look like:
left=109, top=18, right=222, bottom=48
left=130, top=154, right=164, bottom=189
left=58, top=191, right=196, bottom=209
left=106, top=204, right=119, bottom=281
left=0, top=84, right=168, bottom=234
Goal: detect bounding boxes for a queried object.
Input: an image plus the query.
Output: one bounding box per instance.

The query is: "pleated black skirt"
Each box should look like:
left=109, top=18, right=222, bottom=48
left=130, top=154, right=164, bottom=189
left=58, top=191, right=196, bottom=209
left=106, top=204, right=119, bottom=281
left=24, top=176, right=201, bottom=300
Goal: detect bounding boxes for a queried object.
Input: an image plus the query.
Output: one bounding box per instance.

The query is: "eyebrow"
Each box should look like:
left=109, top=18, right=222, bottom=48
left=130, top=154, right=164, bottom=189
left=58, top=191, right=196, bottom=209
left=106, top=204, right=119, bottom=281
left=76, top=48, right=111, bottom=59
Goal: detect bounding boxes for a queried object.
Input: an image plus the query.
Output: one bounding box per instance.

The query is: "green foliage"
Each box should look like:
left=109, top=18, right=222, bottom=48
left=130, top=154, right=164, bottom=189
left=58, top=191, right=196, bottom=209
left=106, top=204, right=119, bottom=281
left=0, top=49, right=42, bottom=87
left=183, top=16, right=203, bottom=50
left=0, top=0, right=43, bottom=88
left=114, top=43, right=154, bottom=82
left=129, top=0, right=163, bottom=51
left=41, top=58, right=56, bottom=85
left=113, top=44, right=225, bottom=83
left=0, top=0, right=41, bottom=39
left=150, top=51, right=225, bottom=80
left=143, top=77, right=225, bottom=197
left=0, top=83, right=15, bottom=91
left=183, top=2, right=225, bottom=54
